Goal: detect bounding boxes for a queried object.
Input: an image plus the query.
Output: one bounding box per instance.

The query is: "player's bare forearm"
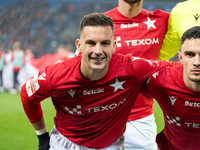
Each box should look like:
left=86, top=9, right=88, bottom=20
left=32, top=116, right=46, bottom=131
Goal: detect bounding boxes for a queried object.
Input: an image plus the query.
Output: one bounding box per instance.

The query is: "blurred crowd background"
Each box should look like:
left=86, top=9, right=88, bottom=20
left=0, top=0, right=184, bottom=57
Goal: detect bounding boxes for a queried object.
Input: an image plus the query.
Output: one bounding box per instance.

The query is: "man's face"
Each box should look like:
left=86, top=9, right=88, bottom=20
left=179, top=38, right=200, bottom=85
left=76, top=26, right=116, bottom=75
left=123, top=0, right=141, bottom=3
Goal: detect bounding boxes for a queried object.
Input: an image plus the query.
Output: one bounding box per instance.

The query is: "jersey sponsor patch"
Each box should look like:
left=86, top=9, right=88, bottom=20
left=26, top=73, right=40, bottom=97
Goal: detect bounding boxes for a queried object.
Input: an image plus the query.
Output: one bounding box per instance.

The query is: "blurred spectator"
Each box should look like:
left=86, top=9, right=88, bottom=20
left=24, top=48, right=34, bottom=63
left=0, top=49, right=5, bottom=92
left=3, top=49, right=13, bottom=90
left=4, top=49, right=13, bottom=64
left=10, top=41, right=24, bottom=94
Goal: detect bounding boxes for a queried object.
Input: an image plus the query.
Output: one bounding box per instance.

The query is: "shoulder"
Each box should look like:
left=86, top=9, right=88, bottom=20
left=111, top=53, right=130, bottom=65
left=154, top=9, right=170, bottom=16
left=152, top=66, right=183, bottom=82
left=104, top=6, right=125, bottom=22
left=171, top=1, right=190, bottom=13
left=175, top=0, right=193, bottom=8
left=110, top=53, right=135, bottom=73
left=151, top=9, right=170, bottom=20
left=142, top=8, right=169, bottom=16
left=45, top=55, right=81, bottom=78
left=111, top=53, right=135, bottom=62
left=104, top=7, right=117, bottom=17
left=141, top=9, right=169, bottom=21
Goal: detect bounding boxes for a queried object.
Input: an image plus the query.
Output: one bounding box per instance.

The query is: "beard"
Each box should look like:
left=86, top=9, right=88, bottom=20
left=123, top=0, right=142, bottom=3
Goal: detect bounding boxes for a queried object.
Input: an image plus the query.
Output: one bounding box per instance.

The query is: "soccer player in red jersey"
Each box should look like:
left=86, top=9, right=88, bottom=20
left=104, top=0, right=172, bottom=149
left=142, top=26, right=200, bottom=150
left=20, top=13, right=172, bottom=150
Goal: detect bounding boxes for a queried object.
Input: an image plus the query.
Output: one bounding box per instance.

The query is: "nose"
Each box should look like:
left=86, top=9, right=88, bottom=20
left=94, top=43, right=103, bottom=55
left=193, top=54, right=200, bottom=66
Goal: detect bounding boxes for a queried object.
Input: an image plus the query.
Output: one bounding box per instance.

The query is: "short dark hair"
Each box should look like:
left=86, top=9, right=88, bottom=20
left=181, top=26, right=200, bottom=45
left=80, top=12, right=114, bottom=35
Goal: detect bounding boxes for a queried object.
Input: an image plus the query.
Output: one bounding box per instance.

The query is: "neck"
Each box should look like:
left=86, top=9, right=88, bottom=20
left=80, top=63, right=109, bottom=81
left=117, top=0, right=142, bottom=18
left=186, top=82, right=200, bottom=91
left=183, top=74, right=200, bottom=91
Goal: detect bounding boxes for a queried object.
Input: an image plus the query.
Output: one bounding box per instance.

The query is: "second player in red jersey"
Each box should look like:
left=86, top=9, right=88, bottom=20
left=142, top=26, right=200, bottom=150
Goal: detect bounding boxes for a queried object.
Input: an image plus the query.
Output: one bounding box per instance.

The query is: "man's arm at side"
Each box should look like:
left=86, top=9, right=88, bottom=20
left=20, top=84, right=50, bottom=150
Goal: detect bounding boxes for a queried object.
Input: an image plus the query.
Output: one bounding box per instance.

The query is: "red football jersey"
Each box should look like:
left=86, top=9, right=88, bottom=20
left=21, top=54, right=170, bottom=148
left=142, top=66, right=200, bottom=150
left=105, top=7, right=170, bottom=121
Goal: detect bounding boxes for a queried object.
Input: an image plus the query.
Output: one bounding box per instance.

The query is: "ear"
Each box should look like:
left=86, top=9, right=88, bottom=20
left=112, top=40, right=116, bottom=53
left=76, top=39, right=82, bottom=53
left=178, top=51, right=183, bottom=64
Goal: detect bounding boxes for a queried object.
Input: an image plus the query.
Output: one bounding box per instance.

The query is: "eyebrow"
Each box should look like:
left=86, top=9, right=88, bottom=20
left=184, top=50, right=194, bottom=54
left=85, top=39, right=95, bottom=44
left=102, top=40, right=112, bottom=43
left=85, top=39, right=112, bottom=43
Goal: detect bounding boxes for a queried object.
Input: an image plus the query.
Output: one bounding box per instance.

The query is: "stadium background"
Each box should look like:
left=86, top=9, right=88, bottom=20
left=0, top=0, right=184, bottom=149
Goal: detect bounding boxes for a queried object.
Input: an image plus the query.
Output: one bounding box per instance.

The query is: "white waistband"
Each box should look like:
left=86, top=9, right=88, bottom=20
left=49, top=126, right=124, bottom=150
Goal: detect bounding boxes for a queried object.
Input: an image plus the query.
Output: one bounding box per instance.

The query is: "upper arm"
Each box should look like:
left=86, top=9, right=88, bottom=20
left=141, top=71, right=159, bottom=98
left=131, top=57, right=170, bottom=82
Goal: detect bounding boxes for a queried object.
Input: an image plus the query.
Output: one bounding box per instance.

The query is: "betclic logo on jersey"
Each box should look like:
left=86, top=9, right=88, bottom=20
left=185, top=100, right=200, bottom=107
left=83, top=88, right=104, bottom=95
left=67, top=88, right=104, bottom=98
left=120, top=22, right=139, bottom=29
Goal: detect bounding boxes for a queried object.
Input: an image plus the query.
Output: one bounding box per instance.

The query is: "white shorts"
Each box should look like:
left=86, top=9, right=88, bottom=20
left=49, top=126, right=125, bottom=150
left=124, top=114, right=157, bottom=150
